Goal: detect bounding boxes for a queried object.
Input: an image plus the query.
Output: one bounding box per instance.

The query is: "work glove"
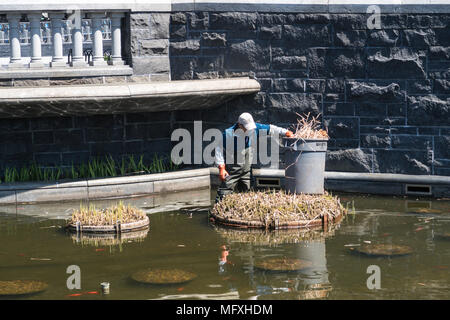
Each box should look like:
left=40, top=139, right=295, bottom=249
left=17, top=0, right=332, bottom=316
left=285, top=130, right=294, bottom=138
left=218, top=164, right=229, bottom=181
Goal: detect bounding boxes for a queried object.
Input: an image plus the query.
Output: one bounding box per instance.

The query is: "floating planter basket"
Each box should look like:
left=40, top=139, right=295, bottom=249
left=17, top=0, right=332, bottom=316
left=210, top=190, right=347, bottom=230
left=66, top=202, right=149, bottom=234
left=0, top=280, right=48, bottom=296
left=131, top=268, right=197, bottom=285
left=349, top=244, right=413, bottom=257
left=254, top=257, right=312, bottom=272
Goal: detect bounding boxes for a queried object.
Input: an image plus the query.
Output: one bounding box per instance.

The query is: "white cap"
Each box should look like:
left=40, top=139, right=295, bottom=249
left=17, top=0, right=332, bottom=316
left=237, top=112, right=256, bottom=131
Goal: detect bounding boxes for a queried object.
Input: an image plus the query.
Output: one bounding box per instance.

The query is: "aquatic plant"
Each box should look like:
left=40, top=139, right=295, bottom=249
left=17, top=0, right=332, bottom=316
left=0, top=153, right=180, bottom=184
left=69, top=201, right=147, bottom=226
left=211, top=190, right=347, bottom=228
left=131, top=268, right=197, bottom=285
left=254, top=257, right=312, bottom=272
left=0, top=280, right=48, bottom=296
left=290, top=112, right=329, bottom=140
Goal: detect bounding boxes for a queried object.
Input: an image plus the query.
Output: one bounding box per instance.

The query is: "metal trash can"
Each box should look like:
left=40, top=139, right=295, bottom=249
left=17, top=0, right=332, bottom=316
left=283, top=138, right=327, bottom=194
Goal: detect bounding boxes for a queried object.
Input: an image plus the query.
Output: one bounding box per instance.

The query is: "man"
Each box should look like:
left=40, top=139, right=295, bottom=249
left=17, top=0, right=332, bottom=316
left=215, top=112, right=293, bottom=201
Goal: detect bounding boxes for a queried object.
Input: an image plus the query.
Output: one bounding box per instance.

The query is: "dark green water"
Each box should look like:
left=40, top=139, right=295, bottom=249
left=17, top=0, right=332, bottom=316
left=0, top=189, right=449, bottom=300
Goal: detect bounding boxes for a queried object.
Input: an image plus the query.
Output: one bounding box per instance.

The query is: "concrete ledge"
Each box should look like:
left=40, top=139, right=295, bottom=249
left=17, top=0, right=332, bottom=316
left=0, top=77, right=260, bottom=118
left=0, top=168, right=211, bottom=205
left=1, top=1, right=449, bottom=13
left=0, top=66, right=133, bottom=80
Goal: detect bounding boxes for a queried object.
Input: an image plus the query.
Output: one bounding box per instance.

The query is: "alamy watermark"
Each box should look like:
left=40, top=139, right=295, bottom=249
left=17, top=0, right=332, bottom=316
left=366, top=265, right=381, bottom=290
left=170, top=121, right=280, bottom=166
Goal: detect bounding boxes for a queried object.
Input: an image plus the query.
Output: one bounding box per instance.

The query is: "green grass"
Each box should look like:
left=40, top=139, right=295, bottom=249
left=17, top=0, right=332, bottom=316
left=0, top=154, right=180, bottom=184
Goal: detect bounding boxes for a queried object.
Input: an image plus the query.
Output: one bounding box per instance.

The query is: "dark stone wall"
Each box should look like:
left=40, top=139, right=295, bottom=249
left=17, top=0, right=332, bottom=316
left=169, top=12, right=450, bottom=176
left=0, top=113, right=174, bottom=169
left=0, top=11, right=449, bottom=177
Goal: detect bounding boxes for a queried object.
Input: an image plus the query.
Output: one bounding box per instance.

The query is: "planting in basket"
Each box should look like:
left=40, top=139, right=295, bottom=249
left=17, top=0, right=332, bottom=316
left=66, top=201, right=149, bottom=234
left=210, top=190, right=347, bottom=230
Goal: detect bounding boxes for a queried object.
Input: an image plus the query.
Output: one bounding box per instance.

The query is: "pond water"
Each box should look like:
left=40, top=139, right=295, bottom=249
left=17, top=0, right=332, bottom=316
left=0, top=188, right=449, bottom=300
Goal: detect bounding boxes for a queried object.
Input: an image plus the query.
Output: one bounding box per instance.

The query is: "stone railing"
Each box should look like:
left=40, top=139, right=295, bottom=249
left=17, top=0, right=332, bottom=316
left=0, top=11, right=126, bottom=72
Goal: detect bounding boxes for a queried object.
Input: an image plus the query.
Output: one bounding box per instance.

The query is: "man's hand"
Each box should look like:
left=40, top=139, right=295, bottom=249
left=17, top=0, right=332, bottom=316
left=218, top=164, right=229, bottom=181
left=285, top=130, right=294, bottom=138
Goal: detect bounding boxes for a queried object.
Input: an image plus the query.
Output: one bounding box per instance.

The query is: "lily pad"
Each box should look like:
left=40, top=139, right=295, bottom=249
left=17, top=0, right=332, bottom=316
left=254, top=258, right=312, bottom=272
left=0, top=280, right=48, bottom=296
left=350, top=244, right=413, bottom=257
left=131, top=268, right=197, bottom=285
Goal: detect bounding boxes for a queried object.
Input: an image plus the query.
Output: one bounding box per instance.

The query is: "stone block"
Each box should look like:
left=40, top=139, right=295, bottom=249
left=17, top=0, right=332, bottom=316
left=140, top=39, right=169, bottom=56
left=209, top=12, right=258, bottom=38
left=188, top=12, right=210, bottom=30
left=272, top=79, right=304, bottom=92
left=435, top=135, right=450, bottom=159
left=305, top=79, right=325, bottom=93
left=149, top=13, right=170, bottom=39
left=407, top=95, right=449, bottom=126
left=390, top=126, right=418, bottom=135
left=287, top=13, right=330, bottom=24
left=360, top=134, right=391, bottom=148
left=367, top=48, right=426, bottom=79
left=387, top=103, right=406, bottom=117
left=308, top=48, right=365, bottom=79
left=224, top=40, right=270, bottom=71
left=373, top=149, right=431, bottom=175
left=360, top=125, right=390, bottom=134
left=201, top=32, right=227, bottom=47
left=323, top=117, right=359, bottom=140
left=89, top=142, right=124, bottom=156
left=355, top=102, right=387, bottom=117
left=266, top=93, right=321, bottom=115
left=401, top=29, right=436, bottom=47
left=132, top=56, right=170, bottom=75
left=334, top=30, right=366, bottom=47
left=331, top=14, right=367, bottom=30
left=33, top=131, right=54, bottom=145
left=170, top=40, right=201, bottom=55
left=284, top=24, right=331, bottom=48
left=0, top=118, right=29, bottom=132
left=434, top=79, right=450, bottom=94
left=429, top=46, right=450, bottom=60
left=272, top=56, right=307, bottom=70
left=326, top=79, right=345, bottom=93
left=259, top=26, right=282, bottom=40
left=130, top=13, right=150, bottom=28
left=348, top=81, right=403, bottom=102
left=171, top=12, right=187, bottom=25
left=407, top=80, right=432, bottom=94
left=367, top=29, right=400, bottom=46
left=325, top=148, right=372, bottom=173
left=391, top=135, right=432, bottom=150
left=170, top=24, right=187, bottom=39
left=324, top=102, right=354, bottom=116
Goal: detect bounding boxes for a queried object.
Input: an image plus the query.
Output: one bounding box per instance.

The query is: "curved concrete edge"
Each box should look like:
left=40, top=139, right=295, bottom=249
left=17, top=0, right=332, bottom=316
left=0, top=78, right=260, bottom=104
left=324, top=171, right=450, bottom=185
left=0, top=168, right=211, bottom=205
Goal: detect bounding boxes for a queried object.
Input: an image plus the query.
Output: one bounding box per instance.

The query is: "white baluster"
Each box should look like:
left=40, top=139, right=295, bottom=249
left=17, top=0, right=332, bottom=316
left=70, top=13, right=87, bottom=67
left=49, top=12, right=67, bottom=67
left=7, top=13, right=24, bottom=69
left=90, top=13, right=107, bottom=66
left=29, top=13, right=44, bottom=68
left=109, top=12, right=124, bottom=65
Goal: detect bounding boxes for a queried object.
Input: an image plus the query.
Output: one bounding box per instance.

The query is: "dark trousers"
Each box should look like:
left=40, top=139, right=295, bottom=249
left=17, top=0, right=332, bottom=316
left=216, top=148, right=252, bottom=202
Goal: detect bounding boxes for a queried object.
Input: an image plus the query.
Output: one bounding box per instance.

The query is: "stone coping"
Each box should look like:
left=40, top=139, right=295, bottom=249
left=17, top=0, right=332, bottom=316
left=0, top=77, right=260, bottom=103
left=0, top=168, right=211, bottom=205
left=0, top=0, right=449, bottom=13
left=0, top=66, right=133, bottom=80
